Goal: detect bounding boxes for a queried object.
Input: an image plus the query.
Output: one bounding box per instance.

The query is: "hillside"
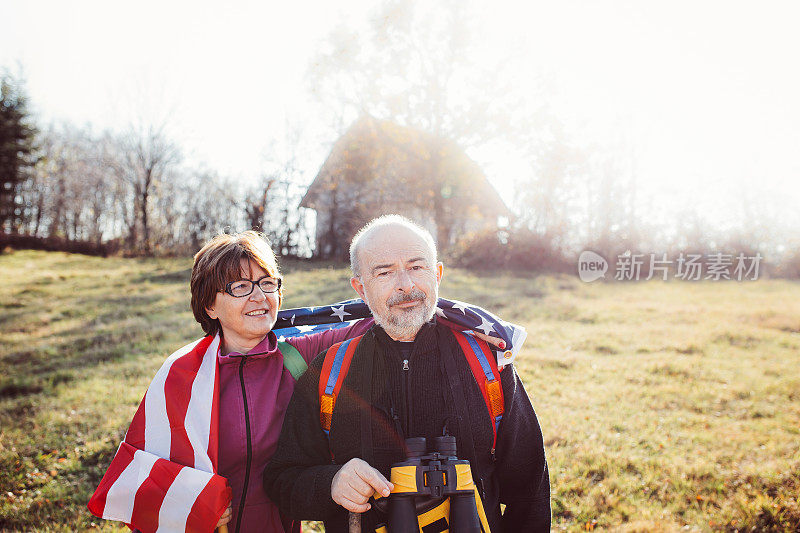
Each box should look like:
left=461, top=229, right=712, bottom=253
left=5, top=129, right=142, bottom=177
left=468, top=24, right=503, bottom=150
left=1, top=250, right=798, bottom=531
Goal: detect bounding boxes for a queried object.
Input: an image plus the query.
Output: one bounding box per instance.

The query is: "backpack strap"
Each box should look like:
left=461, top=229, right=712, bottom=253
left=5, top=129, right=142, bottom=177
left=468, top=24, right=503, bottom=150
left=451, top=330, right=505, bottom=454
left=315, top=331, right=504, bottom=450
left=318, top=335, right=363, bottom=435
left=277, top=341, right=308, bottom=380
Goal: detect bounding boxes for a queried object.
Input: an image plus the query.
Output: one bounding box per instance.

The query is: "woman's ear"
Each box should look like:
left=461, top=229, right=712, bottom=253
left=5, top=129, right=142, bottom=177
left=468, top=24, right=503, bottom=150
left=205, top=306, right=217, bottom=320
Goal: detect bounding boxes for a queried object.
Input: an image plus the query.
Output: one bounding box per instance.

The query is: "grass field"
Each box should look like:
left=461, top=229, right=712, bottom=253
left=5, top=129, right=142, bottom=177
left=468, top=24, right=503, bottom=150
left=1, top=250, right=798, bottom=532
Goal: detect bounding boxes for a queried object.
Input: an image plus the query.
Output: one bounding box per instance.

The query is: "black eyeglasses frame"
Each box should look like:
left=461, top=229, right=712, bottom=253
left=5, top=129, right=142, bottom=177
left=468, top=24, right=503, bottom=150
left=221, top=276, right=282, bottom=298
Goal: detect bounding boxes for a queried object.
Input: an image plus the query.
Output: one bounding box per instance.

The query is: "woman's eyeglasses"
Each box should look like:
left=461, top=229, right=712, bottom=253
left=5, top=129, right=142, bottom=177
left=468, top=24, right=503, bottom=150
left=222, top=276, right=282, bottom=297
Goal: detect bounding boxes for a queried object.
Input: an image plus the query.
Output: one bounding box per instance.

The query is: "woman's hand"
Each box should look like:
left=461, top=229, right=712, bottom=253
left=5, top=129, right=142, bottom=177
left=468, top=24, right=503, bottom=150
left=470, top=330, right=507, bottom=351
left=438, top=316, right=510, bottom=350
left=216, top=506, right=232, bottom=528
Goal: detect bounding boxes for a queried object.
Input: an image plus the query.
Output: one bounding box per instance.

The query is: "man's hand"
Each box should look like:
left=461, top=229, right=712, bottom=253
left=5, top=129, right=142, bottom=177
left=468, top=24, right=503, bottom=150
left=331, top=458, right=394, bottom=513
left=215, top=505, right=232, bottom=528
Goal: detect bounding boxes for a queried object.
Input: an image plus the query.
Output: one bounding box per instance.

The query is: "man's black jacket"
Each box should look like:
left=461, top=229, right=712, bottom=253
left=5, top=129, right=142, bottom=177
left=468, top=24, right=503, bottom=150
left=262, top=320, right=550, bottom=532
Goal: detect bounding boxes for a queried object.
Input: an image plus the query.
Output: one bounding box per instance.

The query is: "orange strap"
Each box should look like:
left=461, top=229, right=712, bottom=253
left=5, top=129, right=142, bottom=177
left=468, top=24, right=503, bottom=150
left=318, top=336, right=363, bottom=434
left=451, top=330, right=505, bottom=451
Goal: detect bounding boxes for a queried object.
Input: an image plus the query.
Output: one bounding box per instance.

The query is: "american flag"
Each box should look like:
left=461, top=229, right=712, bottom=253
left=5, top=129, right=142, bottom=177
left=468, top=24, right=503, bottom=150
left=88, top=298, right=526, bottom=532
left=274, top=297, right=527, bottom=368
left=87, top=335, right=231, bottom=533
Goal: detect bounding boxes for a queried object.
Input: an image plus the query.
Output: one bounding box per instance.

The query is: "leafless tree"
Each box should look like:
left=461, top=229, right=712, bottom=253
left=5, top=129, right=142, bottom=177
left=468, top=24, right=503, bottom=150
left=308, top=0, right=535, bottom=252
left=180, top=170, right=243, bottom=252
left=108, top=123, right=181, bottom=254
left=243, top=126, right=315, bottom=257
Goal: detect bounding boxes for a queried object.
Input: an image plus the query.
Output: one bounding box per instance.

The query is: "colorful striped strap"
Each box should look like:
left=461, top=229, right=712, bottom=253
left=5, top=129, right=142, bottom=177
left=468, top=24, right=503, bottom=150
left=318, top=336, right=363, bottom=434
left=451, top=330, right=505, bottom=452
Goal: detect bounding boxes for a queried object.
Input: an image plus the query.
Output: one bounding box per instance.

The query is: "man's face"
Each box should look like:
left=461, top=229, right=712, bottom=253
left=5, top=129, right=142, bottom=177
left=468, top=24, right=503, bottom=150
left=350, top=225, right=443, bottom=341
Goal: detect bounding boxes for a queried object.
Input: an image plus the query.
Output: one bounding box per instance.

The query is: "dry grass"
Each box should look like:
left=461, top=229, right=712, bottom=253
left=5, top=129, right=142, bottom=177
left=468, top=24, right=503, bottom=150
left=1, top=250, right=798, bottom=532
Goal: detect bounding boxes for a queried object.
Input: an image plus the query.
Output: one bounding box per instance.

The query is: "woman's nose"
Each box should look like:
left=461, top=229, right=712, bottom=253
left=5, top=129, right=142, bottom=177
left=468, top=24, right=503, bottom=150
left=249, top=285, right=268, bottom=301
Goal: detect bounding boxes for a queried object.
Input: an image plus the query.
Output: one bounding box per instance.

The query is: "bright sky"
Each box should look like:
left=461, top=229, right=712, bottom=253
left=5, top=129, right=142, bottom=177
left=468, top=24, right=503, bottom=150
left=2, top=0, right=799, bottom=243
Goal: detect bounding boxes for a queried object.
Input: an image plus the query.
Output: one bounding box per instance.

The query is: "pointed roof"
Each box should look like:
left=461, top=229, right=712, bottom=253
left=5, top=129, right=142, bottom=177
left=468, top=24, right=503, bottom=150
left=301, top=115, right=509, bottom=216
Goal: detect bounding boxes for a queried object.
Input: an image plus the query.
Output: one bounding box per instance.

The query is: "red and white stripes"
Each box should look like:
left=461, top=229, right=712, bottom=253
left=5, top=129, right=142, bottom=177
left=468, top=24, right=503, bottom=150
left=88, top=335, right=231, bottom=533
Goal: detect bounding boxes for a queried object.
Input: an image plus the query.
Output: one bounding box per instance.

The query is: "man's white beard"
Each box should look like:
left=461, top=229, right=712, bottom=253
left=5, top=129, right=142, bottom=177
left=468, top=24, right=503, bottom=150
left=366, top=287, right=437, bottom=340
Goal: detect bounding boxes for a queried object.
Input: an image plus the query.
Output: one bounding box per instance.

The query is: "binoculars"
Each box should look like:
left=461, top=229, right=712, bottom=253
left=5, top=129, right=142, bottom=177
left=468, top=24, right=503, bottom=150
left=373, top=436, right=482, bottom=533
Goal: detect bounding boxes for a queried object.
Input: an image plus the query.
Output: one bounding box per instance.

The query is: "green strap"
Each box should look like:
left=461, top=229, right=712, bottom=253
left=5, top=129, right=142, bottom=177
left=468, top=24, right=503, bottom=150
left=278, top=341, right=308, bottom=380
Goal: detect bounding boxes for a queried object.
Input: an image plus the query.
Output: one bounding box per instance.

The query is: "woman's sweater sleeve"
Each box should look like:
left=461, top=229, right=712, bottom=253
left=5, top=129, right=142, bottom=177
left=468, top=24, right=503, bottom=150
left=286, top=318, right=374, bottom=363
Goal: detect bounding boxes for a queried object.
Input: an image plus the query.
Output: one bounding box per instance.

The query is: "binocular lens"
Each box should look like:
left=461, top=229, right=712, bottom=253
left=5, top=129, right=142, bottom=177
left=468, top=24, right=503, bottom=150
left=404, top=437, right=428, bottom=458
left=433, top=436, right=457, bottom=458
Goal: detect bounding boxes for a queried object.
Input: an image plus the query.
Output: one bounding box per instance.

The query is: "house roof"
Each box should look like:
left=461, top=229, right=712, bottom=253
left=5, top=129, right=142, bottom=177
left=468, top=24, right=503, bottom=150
left=300, top=115, right=510, bottom=217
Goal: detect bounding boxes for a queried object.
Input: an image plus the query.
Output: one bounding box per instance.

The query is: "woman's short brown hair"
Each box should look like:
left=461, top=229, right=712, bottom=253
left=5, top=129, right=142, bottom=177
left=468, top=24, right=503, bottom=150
left=190, top=231, right=282, bottom=337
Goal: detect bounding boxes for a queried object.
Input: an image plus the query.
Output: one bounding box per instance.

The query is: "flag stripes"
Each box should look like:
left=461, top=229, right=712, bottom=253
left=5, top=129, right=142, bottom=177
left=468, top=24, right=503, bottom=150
left=88, top=335, right=229, bottom=533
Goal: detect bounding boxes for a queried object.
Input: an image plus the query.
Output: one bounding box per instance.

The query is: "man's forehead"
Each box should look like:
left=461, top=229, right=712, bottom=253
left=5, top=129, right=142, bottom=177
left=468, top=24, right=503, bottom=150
left=359, top=226, right=434, bottom=266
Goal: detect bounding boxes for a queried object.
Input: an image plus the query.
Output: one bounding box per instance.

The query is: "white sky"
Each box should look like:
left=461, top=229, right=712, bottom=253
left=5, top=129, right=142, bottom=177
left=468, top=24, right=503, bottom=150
left=2, top=0, right=799, bottom=241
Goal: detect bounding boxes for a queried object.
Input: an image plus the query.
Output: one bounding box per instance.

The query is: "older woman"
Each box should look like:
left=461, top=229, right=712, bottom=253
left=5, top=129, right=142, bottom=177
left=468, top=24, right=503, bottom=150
left=191, top=232, right=375, bottom=533
left=89, top=231, right=509, bottom=533
left=90, top=232, right=371, bottom=533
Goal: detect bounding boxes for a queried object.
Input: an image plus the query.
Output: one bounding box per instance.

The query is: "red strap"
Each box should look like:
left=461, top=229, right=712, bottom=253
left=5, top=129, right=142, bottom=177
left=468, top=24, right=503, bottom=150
left=451, top=330, right=505, bottom=450
left=319, top=336, right=362, bottom=432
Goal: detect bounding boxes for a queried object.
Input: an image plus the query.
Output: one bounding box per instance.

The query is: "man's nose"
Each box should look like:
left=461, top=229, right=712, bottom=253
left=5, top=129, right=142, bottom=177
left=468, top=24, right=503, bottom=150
left=395, top=269, right=414, bottom=292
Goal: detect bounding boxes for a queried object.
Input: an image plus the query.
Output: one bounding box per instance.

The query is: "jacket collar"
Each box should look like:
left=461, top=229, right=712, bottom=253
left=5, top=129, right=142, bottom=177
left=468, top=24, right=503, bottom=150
left=371, top=317, right=440, bottom=362
left=216, top=330, right=280, bottom=365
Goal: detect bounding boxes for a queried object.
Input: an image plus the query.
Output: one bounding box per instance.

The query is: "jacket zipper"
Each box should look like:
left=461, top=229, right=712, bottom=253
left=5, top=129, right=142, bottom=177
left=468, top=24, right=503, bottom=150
left=402, top=359, right=410, bottom=436
left=234, top=356, right=252, bottom=533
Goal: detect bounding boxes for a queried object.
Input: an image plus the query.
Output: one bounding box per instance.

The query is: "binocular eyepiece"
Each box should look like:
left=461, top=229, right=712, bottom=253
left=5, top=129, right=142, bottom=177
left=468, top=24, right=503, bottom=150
left=377, top=436, right=482, bottom=533
left=403, top=436, right=458, bottom=460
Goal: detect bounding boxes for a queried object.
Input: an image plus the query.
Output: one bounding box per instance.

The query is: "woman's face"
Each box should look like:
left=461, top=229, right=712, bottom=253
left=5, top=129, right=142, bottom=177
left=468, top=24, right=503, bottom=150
left=205, top=259, right=281, bottom=353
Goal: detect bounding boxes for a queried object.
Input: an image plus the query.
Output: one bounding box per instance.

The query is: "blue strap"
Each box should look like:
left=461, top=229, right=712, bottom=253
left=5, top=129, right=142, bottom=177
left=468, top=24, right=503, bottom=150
left=462, top=332, right=495, bottom=382
left=462, top=333, right=503, bottom=432
left=324, top=337, right=354, bottom=396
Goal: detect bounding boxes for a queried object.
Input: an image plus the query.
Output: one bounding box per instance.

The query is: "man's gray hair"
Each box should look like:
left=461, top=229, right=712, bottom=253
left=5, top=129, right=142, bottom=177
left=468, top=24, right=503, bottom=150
left=349, top=215, right=438, bottom=277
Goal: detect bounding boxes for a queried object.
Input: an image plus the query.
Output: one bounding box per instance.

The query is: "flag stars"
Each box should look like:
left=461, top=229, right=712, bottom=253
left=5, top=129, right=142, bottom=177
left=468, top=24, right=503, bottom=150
left=451, top=301, right=469, bottom=314
left=330, top=305, right=351, bottom=322
left=475, top=315, right=495, bottom=335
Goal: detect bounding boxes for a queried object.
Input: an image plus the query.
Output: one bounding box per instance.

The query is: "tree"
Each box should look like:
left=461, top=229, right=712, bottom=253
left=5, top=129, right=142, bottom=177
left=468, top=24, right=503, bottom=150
left=243, top=127, right=315, bottom=257
left=176, top=170, right=242, bottom=253
left=108, top=124, right=181, bottom=254
left=0, top=69, right=37, bottom=233
left=308, top=0, right=527, bottom=252
left=20, top=124, right=117, bottom=243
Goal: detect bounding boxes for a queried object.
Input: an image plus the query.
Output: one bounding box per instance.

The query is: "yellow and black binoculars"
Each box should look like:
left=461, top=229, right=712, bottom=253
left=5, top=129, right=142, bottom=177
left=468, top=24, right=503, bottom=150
left=372, top=436, right=489, bottom=533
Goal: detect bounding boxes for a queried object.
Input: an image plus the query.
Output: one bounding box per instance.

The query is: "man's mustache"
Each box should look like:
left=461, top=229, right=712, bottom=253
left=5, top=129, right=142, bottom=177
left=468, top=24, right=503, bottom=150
left=387, top=288, right=426, bottom=307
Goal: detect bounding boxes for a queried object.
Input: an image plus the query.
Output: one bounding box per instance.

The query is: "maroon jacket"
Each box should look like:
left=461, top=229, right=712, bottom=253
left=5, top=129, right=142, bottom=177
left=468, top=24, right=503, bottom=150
left=216, top=319, right=373, bottom=533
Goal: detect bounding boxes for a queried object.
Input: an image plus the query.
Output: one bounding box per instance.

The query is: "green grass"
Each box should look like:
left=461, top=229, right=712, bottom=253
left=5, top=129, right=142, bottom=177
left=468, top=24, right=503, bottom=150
left=1, top=250, right=798, bottom=532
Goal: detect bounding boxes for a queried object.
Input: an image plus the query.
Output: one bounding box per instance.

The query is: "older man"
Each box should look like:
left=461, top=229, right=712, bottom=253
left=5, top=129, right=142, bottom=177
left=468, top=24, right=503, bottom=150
left=263, top=215, right=550, bottom=532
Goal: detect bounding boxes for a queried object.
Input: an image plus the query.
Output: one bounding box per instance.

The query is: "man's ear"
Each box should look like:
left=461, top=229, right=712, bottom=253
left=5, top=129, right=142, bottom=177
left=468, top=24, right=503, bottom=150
left=435, top=262, right=444, bottom=284
left=351, top=276, right=366, bottom=300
